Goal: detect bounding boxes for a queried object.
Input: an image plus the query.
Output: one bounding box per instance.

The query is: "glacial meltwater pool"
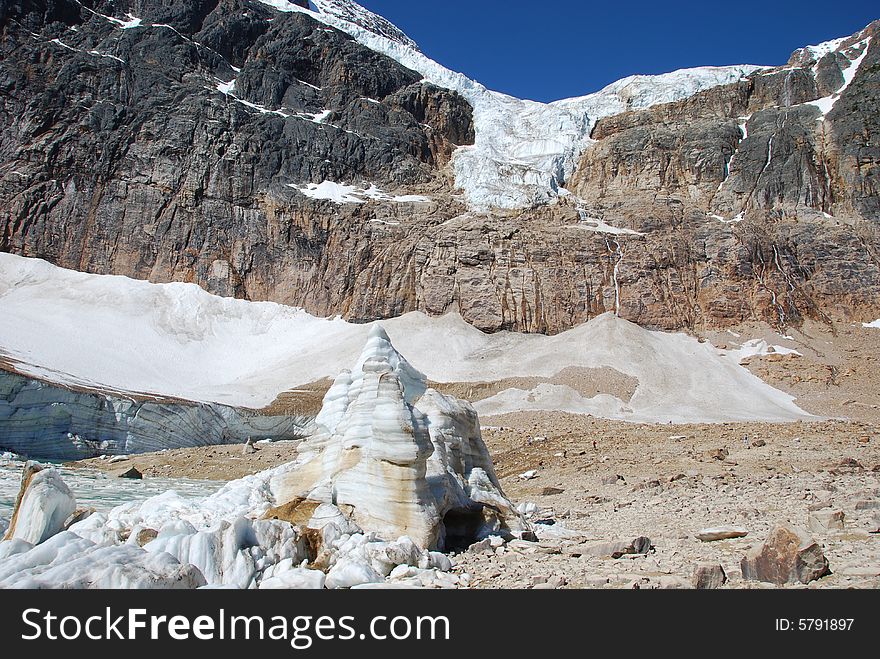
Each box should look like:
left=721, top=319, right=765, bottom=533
left=0, top=454, right=223, bottom=523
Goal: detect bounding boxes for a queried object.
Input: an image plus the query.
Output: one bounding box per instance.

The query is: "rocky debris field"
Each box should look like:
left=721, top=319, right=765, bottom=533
left=69, top=442, right=304, bottom=482
left=67, top=414, right=880, bottom=588
left=452, top=414, right=880, bottom=588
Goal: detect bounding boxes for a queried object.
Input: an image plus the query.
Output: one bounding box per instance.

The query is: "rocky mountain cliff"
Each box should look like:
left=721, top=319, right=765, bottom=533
left=1, top=0, right=879, bottom=334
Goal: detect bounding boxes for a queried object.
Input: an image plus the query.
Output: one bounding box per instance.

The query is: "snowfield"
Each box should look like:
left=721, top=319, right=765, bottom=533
left=0, top=254, right=809, bottom=423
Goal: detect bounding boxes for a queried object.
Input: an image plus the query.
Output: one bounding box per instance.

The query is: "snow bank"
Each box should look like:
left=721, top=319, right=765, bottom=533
left=0, top=253, right=810, bottom=423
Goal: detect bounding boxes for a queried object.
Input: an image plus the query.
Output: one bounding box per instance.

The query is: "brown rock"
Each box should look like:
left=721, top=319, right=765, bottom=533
left=741, top=525, right=831, bottom=585
left=584, top=536, right=653, bottom=559
left=541, top=487, right=565, bottom=496
left=693, top=563, right=728, bottom=589
left=708, top=448, right=729, bottom=461
left=136, top=528, right=159, bottom=547
left=119, top=467, right=143, bottom=480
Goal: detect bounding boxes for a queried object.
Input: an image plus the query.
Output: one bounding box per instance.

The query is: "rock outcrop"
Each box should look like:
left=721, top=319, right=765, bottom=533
left=0, top=2, right=877, bottom=334
left=270, top=325, right=531, bottom=550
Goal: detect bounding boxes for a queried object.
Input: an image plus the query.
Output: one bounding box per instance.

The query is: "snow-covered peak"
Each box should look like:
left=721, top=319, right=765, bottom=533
left=310, top=0, right=420, bottom=50
left=255, top=0, right=770, bottom=211
left=801, top=36, right=849, bottom=63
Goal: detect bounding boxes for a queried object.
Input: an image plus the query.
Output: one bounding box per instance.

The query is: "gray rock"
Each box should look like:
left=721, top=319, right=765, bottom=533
left=855, top=500, right=880, bottom=510
left=584, top=536, right=653, bottom=559
left=808, top=510, right=845, bottom=533
left=741, top=525, right=831, bottom=585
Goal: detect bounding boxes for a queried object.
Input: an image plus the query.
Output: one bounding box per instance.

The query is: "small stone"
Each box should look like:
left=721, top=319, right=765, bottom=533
left=601, top=474, right=623, bottom=485
left=541, top=487, right=565, bottom=496
left=136, top=528, right=159, bottom=547
left=741, top=525, right=830, bottom=585
left=708, top=448, right=729, bottom=461
left=519, top=470, right=538, bottom=480
left=808, top=510, right=845, bottom=533
left=855, top=500, right=879, bottom=510
left=585, top=536, right=653, bottom=559
left=468, top=538, right=493, bottom=554
left=118, top=467, right=143, bottom=480
left=751, top=439, right=767, bottom=448
left=693, top=563, right=727, bottom=589
left=868, top=513, right=880, bottom=534
left=659, top=576, right=691, bottom=589
left=695, top=526, right=748, bottom=542
left=838, top=458, right=863, bottom=469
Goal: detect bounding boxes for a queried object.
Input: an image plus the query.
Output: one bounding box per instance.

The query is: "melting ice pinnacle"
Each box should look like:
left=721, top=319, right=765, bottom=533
left=271, top=325, right=530, bottom=550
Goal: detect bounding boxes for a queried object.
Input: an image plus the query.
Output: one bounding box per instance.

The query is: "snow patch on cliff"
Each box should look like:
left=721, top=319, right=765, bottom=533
left=291, top=181, right=430, bottom=204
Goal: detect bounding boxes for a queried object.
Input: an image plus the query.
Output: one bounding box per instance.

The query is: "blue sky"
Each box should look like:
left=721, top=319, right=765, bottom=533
left=354, top=0, right=878, bottom=102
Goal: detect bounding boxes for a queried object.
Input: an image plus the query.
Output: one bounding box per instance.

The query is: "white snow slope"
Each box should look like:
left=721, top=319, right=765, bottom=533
left=0, top=254, right=810, bottom=424
left=256, top=0, right=766, bottom=210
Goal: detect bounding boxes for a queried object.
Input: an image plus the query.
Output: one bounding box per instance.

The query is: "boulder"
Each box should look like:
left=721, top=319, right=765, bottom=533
left=119, top=467, right=143, bottom=480
left=693, top=563, right=728, bottom=589
left=808, top=510, right=845, bottom=533
left=741, top=525, right=831, bottom=585
left=3, top=462, right=76, bottom=545
left=695, top=526, right=749, bottom=542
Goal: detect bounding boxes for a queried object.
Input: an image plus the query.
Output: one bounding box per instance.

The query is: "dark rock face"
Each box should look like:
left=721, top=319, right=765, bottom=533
left=0, top=0, right=474, bottom=299
left=0, top=3, right=878, bottom=335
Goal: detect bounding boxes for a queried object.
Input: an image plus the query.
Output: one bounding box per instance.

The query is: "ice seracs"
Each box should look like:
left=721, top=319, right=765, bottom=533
left=3, top=462, right=76, bottom=546
left=256, top=0, right=763, bottom=210
left=270, top=325, right=530, bottom=550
